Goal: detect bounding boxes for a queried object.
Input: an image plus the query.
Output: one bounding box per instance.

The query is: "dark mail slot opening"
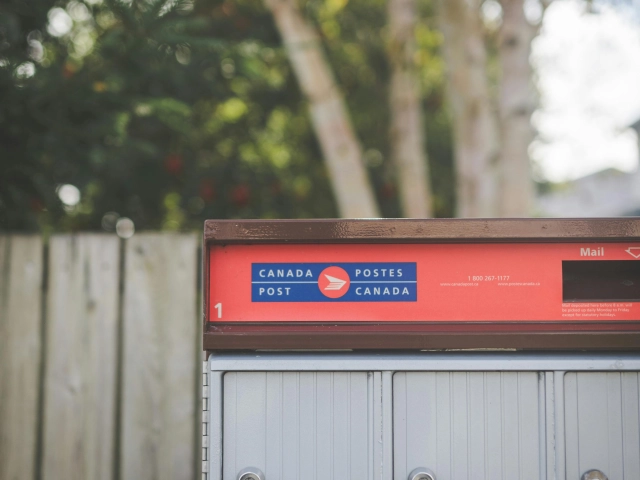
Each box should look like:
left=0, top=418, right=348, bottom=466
left=563, top=260, right=640, bottom=302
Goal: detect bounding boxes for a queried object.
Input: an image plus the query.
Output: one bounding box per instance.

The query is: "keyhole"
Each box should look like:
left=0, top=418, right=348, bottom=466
left=237, top=467, right=265, bottom=480
left=581, top=470, right=608, bottom=480
left=408, top=467, right=436, bottom=480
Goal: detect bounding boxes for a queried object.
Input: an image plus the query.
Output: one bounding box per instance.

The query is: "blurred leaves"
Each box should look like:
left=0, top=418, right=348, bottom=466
left=0, top=0, right=454, bottom=231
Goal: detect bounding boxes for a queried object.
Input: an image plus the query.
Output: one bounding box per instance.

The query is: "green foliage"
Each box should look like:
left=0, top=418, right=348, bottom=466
left=305, top=0, right=454, bottom=217
left=0, top=0, right=454, bottom=232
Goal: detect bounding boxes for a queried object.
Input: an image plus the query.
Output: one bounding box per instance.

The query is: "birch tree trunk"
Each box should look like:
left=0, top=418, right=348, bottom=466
left=437, top=0, right=500, bottom=217
left=265, top=0, right=380, bottom=218
left=387, top=0, right=433, bottom=218
left=497, top=0, right=538, bottom=216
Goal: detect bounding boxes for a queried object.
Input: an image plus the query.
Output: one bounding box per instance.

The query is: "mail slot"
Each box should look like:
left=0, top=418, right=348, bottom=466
left=202, top=219, right=640, bottom=480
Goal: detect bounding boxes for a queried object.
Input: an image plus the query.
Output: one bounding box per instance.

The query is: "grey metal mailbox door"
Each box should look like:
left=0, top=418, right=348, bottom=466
left=564, top=372, right=640, bottom=479
left=223, top=372, right=373, bottom=480
left=393, top=372, right=542, bottom=480
left=207, top=354, right=640, bottom=480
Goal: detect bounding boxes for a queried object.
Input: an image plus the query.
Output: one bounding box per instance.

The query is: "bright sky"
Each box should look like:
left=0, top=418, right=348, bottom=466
left=531, top=0, right=640, bottom=182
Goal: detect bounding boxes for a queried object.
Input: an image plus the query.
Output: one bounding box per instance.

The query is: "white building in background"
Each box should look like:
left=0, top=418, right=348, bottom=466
left=536, top=120, right=640, bottom=217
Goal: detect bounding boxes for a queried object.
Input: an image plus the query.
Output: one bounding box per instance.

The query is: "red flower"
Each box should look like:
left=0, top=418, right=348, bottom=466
left=30, top=197, right=44, bottom=212
left=199, top=178, right=216, bottom=202
left=62, top=63, right=76, bottom=79
left=164, top=154, right=184, bottom=176
left=231, top=184, right=250, bottom=207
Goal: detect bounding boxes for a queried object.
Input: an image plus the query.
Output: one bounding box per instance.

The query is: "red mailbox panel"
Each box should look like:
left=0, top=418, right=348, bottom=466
left=203, top=219, right=640, bottom=350
left=209, top=243, right=640, bottom=323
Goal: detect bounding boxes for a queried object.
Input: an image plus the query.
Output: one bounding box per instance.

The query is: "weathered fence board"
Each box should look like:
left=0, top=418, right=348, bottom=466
left=0, top=233, right=202, bottom=480
left=42, top=235, right=121, bottom=480
left=0, top=236, right=43, bottom=480
left=120, top=233, right=198, bottom=480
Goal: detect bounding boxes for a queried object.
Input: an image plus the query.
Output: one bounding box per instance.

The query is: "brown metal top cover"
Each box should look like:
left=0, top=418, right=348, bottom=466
left=204, top=218, right=640, bottom=244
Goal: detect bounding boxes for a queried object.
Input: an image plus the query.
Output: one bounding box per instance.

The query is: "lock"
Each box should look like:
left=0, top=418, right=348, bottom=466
left=408, top=467, right=436, bottom=480
left=237, top=467, right=265, bottom=480
left=581, top=470, right=608, bottom=480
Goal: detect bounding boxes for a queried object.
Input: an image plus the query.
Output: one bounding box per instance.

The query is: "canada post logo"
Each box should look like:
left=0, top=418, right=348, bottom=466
left=251, top=263, right=417, bottom=302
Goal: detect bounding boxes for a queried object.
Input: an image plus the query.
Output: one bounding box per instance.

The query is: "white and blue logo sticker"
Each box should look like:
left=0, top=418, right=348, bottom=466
left=251, top=263, right=417, bottom=302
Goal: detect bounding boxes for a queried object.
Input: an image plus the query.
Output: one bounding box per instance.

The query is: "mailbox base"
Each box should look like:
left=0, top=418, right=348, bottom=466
left=203, top=352, right=640, bottom=480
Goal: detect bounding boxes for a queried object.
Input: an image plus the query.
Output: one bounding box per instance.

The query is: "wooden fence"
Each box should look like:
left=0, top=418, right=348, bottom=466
left=0, top=233, right=202, bottom=480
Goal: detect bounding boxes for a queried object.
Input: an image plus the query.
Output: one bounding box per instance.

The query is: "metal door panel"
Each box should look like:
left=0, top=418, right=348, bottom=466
left=394, top=372, right=541, bottom=480
left=223, top=372, right=372, bottom=480
left=564, top=372, right=640, bottom=479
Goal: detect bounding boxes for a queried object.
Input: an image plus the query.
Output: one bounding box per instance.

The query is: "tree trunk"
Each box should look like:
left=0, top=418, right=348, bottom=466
left=387, top=0, right=433, bottom=218
left=265, top=0, right=380, bottom=218
left=437, top=0, right=500, bottom=217
left=497, top=0, right=538, bottom=217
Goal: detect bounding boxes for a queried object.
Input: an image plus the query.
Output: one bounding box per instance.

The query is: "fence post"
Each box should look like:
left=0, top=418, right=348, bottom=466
left=41, top=235, right=120, bottom=480
left=0, top=236, right=44, bottom=480
left=120, top=233, right=198, bottom=480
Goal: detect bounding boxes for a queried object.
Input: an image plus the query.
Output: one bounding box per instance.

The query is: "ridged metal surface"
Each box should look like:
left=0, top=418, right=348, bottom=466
left=208, top=355, right=640, bottom=480
left=564, top=372, right=640, bottom=479
left=203, top=362, right=209, bottom=480
left=393, top=372, right=542, bottom=480
left=223, top=372, right=372, bottom=480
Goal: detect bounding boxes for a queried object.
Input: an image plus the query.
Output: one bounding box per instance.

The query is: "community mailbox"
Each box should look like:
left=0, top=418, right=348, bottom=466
left=203, top=219, right=640, bottom=480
